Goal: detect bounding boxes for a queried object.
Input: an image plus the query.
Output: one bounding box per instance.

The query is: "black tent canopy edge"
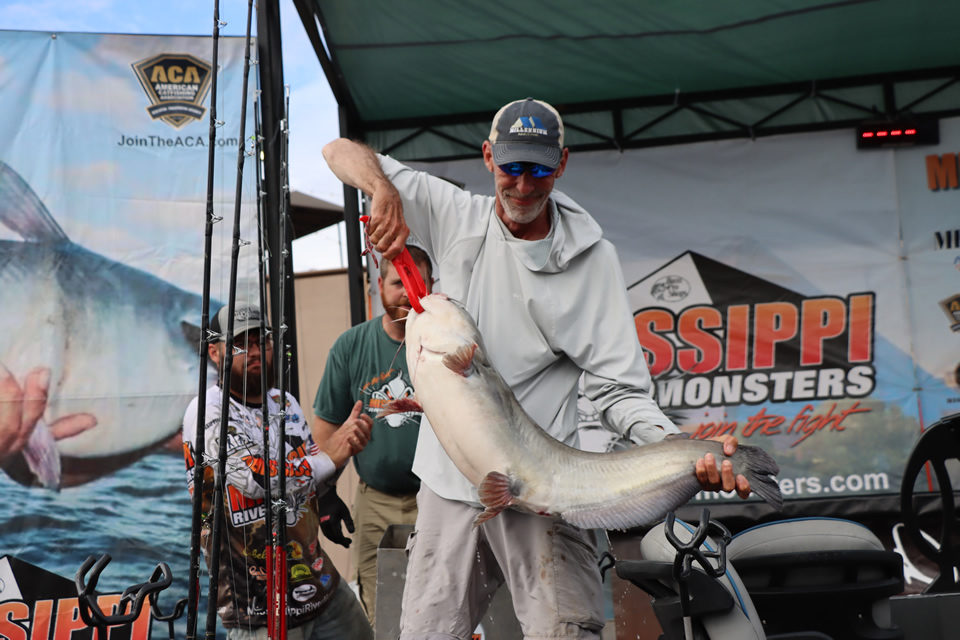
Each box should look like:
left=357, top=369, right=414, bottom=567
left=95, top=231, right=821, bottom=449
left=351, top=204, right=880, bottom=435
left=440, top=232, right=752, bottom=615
left=295, top=0, right=960, bottom=160
left=367, top=66, right=960, bottom=162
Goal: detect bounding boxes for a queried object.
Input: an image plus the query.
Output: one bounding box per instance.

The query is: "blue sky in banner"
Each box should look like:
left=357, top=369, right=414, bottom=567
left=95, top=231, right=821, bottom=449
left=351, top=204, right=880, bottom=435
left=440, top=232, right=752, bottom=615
left=0, top=29, right=261, bottom=299
left=0, top=0, right=349, bottom=272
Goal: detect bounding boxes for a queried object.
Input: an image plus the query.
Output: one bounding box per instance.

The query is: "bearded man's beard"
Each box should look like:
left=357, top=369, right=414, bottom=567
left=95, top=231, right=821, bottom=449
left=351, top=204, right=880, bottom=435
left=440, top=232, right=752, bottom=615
left=383, top=296, right=410, bottom=323
left=497, top=185, right=548, bottom=224
left=222, top=355, right=275, bottom=398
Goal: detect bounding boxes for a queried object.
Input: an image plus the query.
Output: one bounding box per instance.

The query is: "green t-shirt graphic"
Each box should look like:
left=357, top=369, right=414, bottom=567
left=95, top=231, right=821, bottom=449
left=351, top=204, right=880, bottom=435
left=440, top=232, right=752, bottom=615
left=313, top=316, right=422, bottom=494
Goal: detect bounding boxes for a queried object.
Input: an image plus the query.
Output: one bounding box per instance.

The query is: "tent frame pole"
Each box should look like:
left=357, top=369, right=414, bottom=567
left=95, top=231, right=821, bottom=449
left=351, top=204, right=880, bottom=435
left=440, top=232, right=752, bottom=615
left=257, top=0, right=300, bottom=391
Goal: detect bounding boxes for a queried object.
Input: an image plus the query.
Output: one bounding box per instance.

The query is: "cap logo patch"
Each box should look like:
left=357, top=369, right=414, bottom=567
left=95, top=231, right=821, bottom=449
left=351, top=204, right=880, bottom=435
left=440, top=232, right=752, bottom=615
left=510, top=117, right=548, bottom=137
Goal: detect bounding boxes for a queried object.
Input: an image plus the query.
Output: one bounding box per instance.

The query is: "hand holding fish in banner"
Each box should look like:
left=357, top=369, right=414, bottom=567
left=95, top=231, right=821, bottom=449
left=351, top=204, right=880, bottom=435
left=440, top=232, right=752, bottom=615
left=0, top=363, right=96, bottom=487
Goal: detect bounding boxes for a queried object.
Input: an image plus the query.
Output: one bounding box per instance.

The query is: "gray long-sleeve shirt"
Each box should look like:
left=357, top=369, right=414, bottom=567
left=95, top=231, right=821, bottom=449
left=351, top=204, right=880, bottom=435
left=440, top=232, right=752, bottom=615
left=380, top=155, right=678, bottom=504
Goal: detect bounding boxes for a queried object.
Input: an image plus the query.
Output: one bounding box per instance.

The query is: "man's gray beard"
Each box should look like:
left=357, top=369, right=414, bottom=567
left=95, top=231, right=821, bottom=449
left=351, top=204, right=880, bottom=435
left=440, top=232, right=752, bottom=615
left=499, top=190, right=546, bottom=225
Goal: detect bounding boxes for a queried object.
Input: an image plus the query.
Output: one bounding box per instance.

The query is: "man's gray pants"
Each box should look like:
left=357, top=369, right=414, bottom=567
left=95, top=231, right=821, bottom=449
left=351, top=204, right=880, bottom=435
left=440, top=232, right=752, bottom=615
left=399, top=484, right=605, bottom=640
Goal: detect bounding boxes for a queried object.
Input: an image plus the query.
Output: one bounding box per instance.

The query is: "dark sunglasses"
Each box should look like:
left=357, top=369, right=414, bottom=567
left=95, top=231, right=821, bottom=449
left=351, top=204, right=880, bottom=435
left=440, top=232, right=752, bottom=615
left=498, top=162, right=556, bottom=178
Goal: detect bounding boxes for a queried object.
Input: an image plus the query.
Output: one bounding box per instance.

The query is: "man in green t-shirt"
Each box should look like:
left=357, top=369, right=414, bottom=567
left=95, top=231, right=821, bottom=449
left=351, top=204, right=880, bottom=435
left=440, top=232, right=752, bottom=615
left=312, top=245, right=433, bottom=629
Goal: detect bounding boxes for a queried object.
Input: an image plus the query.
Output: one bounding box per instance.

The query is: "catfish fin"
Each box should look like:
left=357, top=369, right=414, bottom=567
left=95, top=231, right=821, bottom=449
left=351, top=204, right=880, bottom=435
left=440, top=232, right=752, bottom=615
left=474, top=506, right=504, bottom=527
left=22, top=421, right=62, bottom=490
left=0, top=161, right=69, bottom=243
left=474, top=471, right=519, bottom=527
left=380, top=397, right=423, bottom=417
left=442, top=343, right=478, bottom=377
left=562, top=477, right=701, bottom=531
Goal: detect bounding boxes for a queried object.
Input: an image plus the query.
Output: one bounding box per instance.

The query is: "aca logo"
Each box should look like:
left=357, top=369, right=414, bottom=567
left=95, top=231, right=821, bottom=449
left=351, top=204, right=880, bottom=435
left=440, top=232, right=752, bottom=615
left=132, top=53, right=213, bottom=129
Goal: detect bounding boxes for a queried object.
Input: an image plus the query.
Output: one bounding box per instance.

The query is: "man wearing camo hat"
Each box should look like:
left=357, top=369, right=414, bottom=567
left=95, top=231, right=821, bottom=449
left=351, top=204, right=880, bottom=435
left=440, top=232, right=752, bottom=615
left=182, top=303, right=374, bottom=639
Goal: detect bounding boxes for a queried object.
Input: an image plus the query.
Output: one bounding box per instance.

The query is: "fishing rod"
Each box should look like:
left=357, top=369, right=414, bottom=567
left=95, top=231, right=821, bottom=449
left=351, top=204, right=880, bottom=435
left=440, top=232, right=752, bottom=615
left=252, top=89, right=279, bottom=639
left=268, top=84, right=293, bottom=640
left=185, top=0, right=224, bottom=637
left=202, top=0, right=257, bottom=639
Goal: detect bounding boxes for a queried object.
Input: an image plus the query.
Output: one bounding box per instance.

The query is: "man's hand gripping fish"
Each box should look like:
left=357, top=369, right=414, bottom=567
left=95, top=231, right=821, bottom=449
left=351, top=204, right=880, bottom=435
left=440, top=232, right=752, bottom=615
left=384, top=293, right=783, bottom=530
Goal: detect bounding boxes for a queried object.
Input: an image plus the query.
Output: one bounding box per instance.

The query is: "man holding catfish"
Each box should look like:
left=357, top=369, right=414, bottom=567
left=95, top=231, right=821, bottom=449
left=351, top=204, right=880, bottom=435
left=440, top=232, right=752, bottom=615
left=323, top=98, right=753, bottom=639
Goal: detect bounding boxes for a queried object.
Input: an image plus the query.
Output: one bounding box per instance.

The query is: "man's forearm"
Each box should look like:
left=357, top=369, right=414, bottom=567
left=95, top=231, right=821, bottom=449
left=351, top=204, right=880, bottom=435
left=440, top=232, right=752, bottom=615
left=323, top=138, right=409, bottom=259
left=312, top=416, right=340, bottom=448
left=312, top=417, right=347, bottom=488
left=321, top=138, right=395, bottom=197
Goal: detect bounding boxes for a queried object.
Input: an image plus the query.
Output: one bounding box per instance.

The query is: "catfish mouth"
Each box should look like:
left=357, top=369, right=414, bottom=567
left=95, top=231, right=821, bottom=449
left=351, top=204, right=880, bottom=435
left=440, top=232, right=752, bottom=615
left=410, top=294, right=478, bottom=356
left=418, top=332, right=474, bottom=360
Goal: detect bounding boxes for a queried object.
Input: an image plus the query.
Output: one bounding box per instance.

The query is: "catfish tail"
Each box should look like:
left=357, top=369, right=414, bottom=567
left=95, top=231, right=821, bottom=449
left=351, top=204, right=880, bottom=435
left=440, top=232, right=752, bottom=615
left=736, top=444, right=783, bottom=510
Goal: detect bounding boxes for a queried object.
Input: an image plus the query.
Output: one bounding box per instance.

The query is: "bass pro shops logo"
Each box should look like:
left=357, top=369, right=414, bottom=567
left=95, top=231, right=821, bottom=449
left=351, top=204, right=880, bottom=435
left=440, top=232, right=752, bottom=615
left=651, top=275, right=690, bottom=302
left=132, top=53, right=213, bottom=128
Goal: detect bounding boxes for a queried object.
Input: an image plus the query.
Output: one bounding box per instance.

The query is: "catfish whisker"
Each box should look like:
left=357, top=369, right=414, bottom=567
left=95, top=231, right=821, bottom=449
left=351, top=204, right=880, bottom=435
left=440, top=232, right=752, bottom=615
left=389, top=335, right=406, bottom=371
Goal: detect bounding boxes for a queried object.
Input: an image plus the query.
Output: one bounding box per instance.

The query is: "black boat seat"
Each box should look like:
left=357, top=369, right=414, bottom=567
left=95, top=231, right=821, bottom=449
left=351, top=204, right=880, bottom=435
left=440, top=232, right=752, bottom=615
left=728, top=518, right=904, bottom=639
left=621, top=516, right=903, bottom=640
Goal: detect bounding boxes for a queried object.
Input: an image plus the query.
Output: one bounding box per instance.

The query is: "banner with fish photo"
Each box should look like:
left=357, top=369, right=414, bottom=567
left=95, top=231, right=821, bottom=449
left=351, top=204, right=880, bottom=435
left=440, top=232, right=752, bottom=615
left=408, top=117, right=960, bottom=525
left=0, top=30, right=258, bottom=638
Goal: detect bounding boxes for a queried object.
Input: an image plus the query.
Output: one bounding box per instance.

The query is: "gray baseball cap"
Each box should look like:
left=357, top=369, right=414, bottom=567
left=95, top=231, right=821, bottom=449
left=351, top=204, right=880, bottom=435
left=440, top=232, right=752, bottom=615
left=489, top=98, right=565, bottom=169
left=210, top=303, right=269, bottom=342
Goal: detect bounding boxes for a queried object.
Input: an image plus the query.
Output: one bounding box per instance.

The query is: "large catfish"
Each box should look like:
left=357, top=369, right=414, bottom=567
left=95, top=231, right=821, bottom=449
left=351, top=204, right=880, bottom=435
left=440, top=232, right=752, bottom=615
left=386, top=293, right=782, bottom=530
left=0, top=161, right=214, bottom=488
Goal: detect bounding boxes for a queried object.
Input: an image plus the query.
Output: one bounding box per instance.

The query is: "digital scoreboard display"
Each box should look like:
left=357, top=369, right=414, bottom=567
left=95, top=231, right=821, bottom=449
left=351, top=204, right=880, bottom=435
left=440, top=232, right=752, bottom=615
left=857, top=118, right=939, bottom=149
